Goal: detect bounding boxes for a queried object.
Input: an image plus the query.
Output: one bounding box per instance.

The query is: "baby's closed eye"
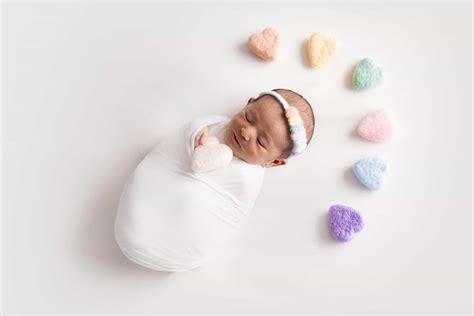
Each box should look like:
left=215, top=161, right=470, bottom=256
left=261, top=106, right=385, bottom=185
left=245, top=110, right=266, bottom=149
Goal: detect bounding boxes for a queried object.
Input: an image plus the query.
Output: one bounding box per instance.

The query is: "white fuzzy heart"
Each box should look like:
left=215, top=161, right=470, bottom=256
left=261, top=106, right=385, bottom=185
left=191, top=137, right=233, bottom=173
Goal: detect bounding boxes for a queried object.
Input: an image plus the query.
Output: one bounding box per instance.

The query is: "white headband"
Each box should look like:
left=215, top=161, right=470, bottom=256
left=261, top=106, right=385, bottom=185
left=258, top=91, right=308, bottom=157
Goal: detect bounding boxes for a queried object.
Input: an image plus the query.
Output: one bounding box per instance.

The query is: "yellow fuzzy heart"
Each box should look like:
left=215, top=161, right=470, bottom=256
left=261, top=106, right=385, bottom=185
left=306, top=32, right=337, bottom=68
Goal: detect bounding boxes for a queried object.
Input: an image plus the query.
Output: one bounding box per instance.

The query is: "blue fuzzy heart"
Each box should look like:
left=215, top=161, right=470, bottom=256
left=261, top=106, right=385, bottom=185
left=352, top=157, right=387, bottom=190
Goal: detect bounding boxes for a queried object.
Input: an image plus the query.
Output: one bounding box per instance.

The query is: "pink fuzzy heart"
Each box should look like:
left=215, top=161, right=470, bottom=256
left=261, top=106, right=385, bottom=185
left=247, top=27, right=279, bottom=61
left=357, top=110, right=392, bottom=142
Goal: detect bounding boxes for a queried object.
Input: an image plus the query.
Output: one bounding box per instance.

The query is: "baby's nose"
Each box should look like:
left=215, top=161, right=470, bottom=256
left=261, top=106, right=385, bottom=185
left=240, top=128, right=250, bottom=141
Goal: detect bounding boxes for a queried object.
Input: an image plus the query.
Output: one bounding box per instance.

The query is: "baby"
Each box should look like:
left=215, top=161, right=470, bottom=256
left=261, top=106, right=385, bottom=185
left=196, top=88, right=315, bottom=166
left=115, top=88, right=315, bottom=272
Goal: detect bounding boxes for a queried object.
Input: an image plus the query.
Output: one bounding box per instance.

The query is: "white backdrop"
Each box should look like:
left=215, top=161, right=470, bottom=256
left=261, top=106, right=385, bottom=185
left=2, top=2, right=472, bottom=313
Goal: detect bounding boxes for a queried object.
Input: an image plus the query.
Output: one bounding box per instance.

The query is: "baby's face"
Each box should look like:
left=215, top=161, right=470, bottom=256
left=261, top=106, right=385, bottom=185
left=224, top=96, right=291, bottom=167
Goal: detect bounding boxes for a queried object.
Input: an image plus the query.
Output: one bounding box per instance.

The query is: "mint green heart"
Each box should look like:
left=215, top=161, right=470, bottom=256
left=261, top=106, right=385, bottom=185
left=352, top=58, right=383, bottom=90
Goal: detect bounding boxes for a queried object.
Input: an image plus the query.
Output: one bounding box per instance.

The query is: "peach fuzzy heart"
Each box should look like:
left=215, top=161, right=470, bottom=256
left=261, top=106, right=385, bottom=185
left=247, top=27, right=279, bottom=61
left=357, top=110, right=392, bottom=142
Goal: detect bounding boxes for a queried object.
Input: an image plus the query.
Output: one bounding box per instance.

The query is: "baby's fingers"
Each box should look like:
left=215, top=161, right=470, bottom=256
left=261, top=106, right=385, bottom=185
left=194, top=128, right=209, bottom=148
left=199, top=129, right=209, bottom=145
left=194, top=132, right=203, bottom=148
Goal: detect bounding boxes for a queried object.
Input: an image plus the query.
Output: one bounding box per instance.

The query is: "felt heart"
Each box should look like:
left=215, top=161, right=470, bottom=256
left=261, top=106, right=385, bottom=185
left=352, top=58, right=383, bottom=90
left=247, top=27, right=279, bottom=61
left=306, top=32, right=337, bottom=68
left=191, top=137, right=233, bottom=173
left=357, top=110, right=392, bottom=142
left=328, top=204, right=364, bottom=242
left=352, top=157, right=387, bottom=190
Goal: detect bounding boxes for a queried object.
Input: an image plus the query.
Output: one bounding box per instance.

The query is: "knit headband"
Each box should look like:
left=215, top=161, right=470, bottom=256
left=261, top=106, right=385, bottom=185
left=258, top=91, right=307, bottom=157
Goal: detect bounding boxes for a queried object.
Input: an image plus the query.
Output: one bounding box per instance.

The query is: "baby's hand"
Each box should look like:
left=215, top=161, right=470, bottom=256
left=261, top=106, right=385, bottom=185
left=194, top=127, right=209, bottom=148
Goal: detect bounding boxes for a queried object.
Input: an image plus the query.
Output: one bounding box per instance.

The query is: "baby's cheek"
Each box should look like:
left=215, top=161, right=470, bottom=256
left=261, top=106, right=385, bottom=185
left=245, top=145, right=257, bottom=155
left=248, top=147, right=264, bottom=161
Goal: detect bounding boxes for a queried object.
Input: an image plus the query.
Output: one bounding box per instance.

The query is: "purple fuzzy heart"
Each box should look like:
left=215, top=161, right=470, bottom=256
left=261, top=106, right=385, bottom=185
left=328, top=205, right=364, bottom=242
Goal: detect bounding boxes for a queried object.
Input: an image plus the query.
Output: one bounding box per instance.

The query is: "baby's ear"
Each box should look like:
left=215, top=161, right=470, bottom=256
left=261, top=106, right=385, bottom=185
left=263, top=158, right=288, bottom=168
left=246, top=97, right=255, bottom=105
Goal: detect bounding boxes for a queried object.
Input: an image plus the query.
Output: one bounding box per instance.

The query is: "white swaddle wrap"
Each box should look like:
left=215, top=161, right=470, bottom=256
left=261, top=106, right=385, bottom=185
left=115, top=115, right=265, bottom=272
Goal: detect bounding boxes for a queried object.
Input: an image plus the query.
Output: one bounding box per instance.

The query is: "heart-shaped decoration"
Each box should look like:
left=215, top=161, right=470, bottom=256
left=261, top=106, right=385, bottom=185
left=191, top=137, right=233, bottom=173
left=306, top=32, right=337, bottom=68
left=357, top=110, right=392, bottom=142
left=247, top=27, right=279, bottom=61
left=352, top=58, right=383, bottom=90
left=352, top=157, right=387, bottom=190
left=328, top=204, right=364, bottom=242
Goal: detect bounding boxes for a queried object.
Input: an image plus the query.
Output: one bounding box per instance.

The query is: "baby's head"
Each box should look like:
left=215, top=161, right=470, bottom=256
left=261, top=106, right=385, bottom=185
left=224, top=88, right=315, bottom=167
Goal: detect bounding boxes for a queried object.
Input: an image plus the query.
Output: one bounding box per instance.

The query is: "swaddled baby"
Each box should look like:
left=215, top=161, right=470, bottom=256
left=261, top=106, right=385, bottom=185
left=115, top=88, right=315, bottom=272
